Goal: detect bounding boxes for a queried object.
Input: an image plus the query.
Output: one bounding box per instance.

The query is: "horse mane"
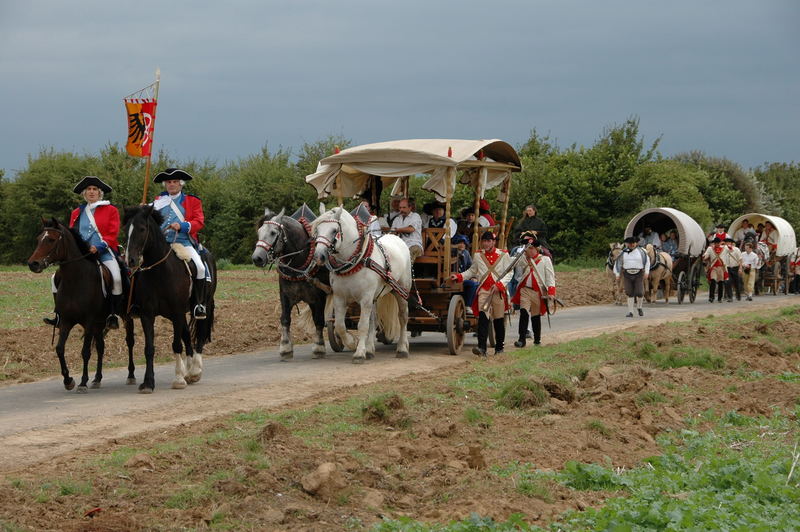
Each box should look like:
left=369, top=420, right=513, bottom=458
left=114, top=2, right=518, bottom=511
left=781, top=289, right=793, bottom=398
left=44, top=217, right=94, bottom=261
left=123, top=205, right=164, bottom=228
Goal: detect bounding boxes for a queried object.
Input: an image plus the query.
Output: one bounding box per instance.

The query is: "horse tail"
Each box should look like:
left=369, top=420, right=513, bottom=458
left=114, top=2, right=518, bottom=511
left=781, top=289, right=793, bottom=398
left=324, top=293, right=334, bottom=321
left=190, top=299, right=215, bottom=347
left=294, top=303, right=317, bottom=337
left=376, top=292, right=400, bottom=343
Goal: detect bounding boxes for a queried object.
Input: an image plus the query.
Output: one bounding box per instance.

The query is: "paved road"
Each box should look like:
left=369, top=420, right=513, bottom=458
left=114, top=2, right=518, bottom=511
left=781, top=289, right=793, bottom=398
left=1, top=294, right=797, bottom=472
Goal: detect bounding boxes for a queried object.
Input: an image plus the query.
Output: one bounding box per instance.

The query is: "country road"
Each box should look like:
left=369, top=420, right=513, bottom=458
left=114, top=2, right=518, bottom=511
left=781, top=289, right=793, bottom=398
left=1, top=295, right=797, bottom=473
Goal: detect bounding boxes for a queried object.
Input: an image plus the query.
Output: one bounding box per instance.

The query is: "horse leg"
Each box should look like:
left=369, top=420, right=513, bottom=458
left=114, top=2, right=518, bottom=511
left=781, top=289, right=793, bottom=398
left=311, top=296, right=326, bottom=359
left=352, top=297, right=374, bottom=364
left=334, top=296, right=355, bottom=351
left=125, top=317, right=136, bottom=385
left=91, top=327, right=104, bottom=388
left=185, top=320, right=203, bottom=384
left=394, top=292, right=410, bottom=359
left=279, top=293, right=294, bottom=361
left=77, top=328, right=93, bottom=393
left=55, top=324, right=75, bottom=390
left=139, top=315, right=156, bottom=393
left=365, top=307, right=376, bottom=360
left=171, top=320, right=188, bottom=390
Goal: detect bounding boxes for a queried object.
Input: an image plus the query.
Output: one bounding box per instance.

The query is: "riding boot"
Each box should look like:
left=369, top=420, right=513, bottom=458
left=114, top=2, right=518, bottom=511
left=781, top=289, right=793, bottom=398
left=708, top=280, right=716, bottom=303
left=531, top=314, right=542, bottom=345
left=493, top=318, right=505, bottom=354
left=514, top=309, right=529, bottom=348
left=106, top=294, right=122, bottom=330
left=472, top=312, right=489, bottom=356
left=192, top=279, right=208, bottom=320
left=43, top=293, right=59, bottom=326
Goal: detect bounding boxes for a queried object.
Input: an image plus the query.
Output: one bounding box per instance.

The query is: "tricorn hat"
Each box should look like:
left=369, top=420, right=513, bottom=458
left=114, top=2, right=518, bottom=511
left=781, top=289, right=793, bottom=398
left=623, top=236, right=637, bottom=244
left=73, top=176, right=112, bottom=194
left=712, top=237, right=722, bottom=243
left=153, top=168, right=194, bottom=183
left=519, top=230, right=539, bottom=246
left=451, top=234, right=470, bottom=245
left=715, top=222, right=726, bottom=229
left=480, top=231, right=496, bottom=241
left=724, top=237, right=735, bottom=243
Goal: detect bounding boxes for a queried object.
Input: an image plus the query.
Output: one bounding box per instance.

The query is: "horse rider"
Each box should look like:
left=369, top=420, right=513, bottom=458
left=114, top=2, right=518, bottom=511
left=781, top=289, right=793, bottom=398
left=723, top=237, right=742, bottom=302
left=703, top=237, right=730, bottom=303
left=45, top=176, right=123, bottom=329
left=152, top=168, right=209, bottom=319
left=613, top=236, right=650, bottom=318
left=450, top=231, right=512, bottom=356
left=511, top=231, right=555, bottom=347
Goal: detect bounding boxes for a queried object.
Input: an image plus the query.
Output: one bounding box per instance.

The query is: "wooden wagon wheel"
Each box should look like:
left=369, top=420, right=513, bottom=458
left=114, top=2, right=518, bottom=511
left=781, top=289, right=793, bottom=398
left=782, top=256, right=790, bottom=295
left=326, top=320, right=344, bottom=352
left=676, top=271, right=687, bottom=304
left=689, top=259, right=702, bottom=303
left=446, top=295, right=466, bottom=356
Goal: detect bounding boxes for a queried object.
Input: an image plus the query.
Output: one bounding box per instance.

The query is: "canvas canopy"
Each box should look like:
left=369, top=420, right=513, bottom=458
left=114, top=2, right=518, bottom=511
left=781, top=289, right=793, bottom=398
left=304, top=139, right=521, bottom=201
left=624, top=207, right=707, bottom=256
left=728, top=213, right=797, bottom=257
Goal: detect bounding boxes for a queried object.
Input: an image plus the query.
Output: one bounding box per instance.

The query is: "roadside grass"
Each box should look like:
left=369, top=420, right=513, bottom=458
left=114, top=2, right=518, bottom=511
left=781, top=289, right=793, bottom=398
left=3, top=307, right=800, bottom=530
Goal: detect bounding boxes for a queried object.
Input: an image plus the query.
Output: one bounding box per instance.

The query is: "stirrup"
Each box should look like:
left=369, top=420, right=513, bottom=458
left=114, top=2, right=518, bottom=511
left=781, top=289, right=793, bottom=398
left=193, top=304, right=207, bottom=319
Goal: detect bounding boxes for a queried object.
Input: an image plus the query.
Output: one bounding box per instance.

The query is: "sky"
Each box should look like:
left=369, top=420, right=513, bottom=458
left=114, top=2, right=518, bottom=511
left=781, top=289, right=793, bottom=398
left=1, top=0, right=798, bottom=178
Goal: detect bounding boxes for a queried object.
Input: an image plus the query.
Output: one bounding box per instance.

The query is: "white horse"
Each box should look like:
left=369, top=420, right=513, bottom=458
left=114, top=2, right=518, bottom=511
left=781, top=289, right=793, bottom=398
left=310, top=206, right=411, bottom=363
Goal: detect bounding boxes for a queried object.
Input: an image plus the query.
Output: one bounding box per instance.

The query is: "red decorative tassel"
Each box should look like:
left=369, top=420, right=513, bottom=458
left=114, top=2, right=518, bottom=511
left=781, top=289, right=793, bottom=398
left=334, top=145, right=340, bottom=154
left=447, top=146, right=452, bottom=157
left=477, top=150, right=484, bottom=160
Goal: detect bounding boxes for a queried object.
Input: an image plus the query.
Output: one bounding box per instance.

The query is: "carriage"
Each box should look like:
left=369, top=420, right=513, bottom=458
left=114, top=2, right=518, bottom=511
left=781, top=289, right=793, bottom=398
left=624, top=208, right=707, bottom=304
left=305, top=139, right=522, bottom=355
left=728, top=213, right=797, bottom=295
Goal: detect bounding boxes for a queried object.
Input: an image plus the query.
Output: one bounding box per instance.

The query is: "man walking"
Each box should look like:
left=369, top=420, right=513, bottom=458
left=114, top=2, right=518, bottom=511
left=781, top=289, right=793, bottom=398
left=613, top=236, right=650, bottom=317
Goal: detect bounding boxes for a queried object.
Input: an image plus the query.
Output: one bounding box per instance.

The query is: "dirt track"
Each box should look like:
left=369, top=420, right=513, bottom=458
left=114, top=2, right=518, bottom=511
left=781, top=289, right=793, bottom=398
left=1, top=294, right=797, bottom=474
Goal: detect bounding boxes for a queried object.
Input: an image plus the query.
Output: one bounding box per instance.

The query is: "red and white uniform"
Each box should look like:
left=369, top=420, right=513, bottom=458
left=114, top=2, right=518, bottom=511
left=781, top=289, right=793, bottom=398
left=454, top=247, right=513, bottom=318
left=512, top=253, right=556, bottom=316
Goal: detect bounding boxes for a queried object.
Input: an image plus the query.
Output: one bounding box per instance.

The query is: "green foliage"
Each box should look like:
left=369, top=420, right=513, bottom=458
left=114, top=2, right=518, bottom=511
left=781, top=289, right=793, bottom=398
left=755, top=162, right=800, bottom=231
left=637, top=343, right=725, bottom=370
left=495, top=378, right=548, bottom=409
left=463, top=407, right=493, bottom=428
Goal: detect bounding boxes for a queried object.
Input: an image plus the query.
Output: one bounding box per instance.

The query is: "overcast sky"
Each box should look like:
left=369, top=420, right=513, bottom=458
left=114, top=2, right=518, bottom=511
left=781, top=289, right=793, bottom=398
left=1, top=1, right=797, bottom=178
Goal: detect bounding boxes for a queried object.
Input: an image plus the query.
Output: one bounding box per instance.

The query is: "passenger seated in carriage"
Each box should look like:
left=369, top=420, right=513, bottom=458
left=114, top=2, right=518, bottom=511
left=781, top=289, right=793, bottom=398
left=389, top=198, right=423, bottom=263
left=760, top=221, right=779, bottom=252
left=661, top=230, right=679, bottom=258
left=451, top=234, right=477, bottom=307
left=427, top=201, right=458, bottom=240
left=638, top=226, right=660, bottom=248
left=733, top=219, right=756, bottom=247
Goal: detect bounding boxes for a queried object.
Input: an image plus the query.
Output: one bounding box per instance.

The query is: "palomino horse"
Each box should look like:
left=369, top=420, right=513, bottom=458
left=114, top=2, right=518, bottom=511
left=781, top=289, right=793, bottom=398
left=124, top=206, right=217, bottom=393
left=27, top=218, right=135, bottom=391
left=644, top=244, right=673, bottom=303
left=606, top=243, right=624, bottom=305
left=309, top=206, right=411, bottom=363
left=252, top=207, right=330, bottom=360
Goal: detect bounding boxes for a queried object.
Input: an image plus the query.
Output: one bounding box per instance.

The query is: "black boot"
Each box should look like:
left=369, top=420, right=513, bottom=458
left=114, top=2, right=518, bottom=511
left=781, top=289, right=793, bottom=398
left=472, top=312, right=489, bottom=357
left=531, top=314, right=542, bottom=345
left=192, top=279, right=208, bottom=319
left=106, top=294, right=122, bottom=330
left=514, top=309, right=529, bottom=348
left=493, top=318, right=505, bottom=354
left=708, top=280, right=716, bottom=303
left=43, top=293, right=59, bottom=326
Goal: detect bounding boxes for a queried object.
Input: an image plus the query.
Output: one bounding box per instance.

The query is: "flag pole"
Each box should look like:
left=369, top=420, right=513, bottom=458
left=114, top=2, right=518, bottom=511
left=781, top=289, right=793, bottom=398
left=141, top=68, right=160, bottom=204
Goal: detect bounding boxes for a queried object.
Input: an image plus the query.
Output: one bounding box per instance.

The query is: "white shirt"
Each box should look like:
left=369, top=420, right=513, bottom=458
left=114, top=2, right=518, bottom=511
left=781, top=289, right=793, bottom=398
left=741, top=250, right=759, bottom=269
left=614, top=246, right=650, bottom=275
left=391, top=212, right=423, bottom=249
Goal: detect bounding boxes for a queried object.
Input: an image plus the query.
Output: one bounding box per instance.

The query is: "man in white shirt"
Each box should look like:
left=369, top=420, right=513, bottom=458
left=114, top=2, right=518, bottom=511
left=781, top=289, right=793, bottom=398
left=722, top=237, right=742, bottom=301
left=390, top=198, right=423, bottom=262
left=613, top=236, right=651, bottom=317
left=740, top=241, right=760, bottom=301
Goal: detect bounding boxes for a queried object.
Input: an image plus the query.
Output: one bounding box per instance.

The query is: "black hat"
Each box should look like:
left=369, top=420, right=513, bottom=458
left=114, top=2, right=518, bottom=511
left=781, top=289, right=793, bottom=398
left=724, top=237, right=735, bottom=243
left=519, top=230, right=539, bottom=246
left=451, top=234, right=470, bottom=245
left=431, top=201, right=446, bottom=211
left=153, top=168, right=194, bottom=183
left=623, top=236, right=637, bottom=244
left=715, top=223, right=726, bottom=229
left=480, top=231, right=496, bottom=241
left=73, top=176, right=112, bottom=194
left=712, top=237, right=722, bottom=243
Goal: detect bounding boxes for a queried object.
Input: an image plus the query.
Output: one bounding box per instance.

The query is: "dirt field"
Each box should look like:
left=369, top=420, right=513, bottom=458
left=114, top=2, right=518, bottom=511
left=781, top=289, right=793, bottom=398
left=1, top=304, right=798, bottom=530
left=0, top=267, right=614, bottom=384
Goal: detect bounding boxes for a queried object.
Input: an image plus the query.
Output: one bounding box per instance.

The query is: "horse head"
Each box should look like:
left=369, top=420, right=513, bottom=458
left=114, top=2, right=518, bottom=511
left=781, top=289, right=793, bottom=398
left=28, top=217, right=67, bottom=273
left=252, top=207, right=285, bottom=267
left=606, top=242, right=623, bottom=270
left=123, top=205, right=165, bottom=269
left=311, top=206, right=353, bottom=268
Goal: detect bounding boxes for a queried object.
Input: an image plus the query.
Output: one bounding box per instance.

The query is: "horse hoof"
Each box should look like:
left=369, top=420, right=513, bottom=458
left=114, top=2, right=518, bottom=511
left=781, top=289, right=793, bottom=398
left=185, top=374, right=201, bottom=384
left=280, top=353, right=293, bottom=362
left=76, top=386, right=88, bottom=394
left=172, top=380, right=187, bottom=390
left=126, top=378, right=136, bottom=385
left=396, top=351, right=409, bottom=359
left=90, top=381, right=101, bottom=389
left=352, top=357, right=366, bottom=365
left=366, top=351, right=375, bottom=360
left=64, top=378, right=75, bottom=391
left=311, top=352, right=326, bottom=359
left=138, top=386, right=154, bottom=394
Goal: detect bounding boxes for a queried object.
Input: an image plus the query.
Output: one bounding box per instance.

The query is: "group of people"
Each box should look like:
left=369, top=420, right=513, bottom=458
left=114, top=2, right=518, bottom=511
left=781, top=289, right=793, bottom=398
left=44, top=168, right=211, bottom=329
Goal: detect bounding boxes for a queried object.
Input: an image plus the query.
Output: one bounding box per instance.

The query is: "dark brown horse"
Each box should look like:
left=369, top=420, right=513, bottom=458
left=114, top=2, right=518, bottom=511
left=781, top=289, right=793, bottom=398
left=27, top=218, right=135, bottom=391
left=123, top=206, right=216, bottom=393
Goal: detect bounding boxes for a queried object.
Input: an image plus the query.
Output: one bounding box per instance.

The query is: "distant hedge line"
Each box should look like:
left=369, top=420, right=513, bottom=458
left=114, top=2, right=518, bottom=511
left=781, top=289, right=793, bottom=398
left=2, top=119, right=797, bottom=264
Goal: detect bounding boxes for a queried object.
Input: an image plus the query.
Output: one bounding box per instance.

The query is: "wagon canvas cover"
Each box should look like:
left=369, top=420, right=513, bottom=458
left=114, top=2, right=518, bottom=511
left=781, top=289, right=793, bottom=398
left=624, top=207, right=707, bottom=256
left=728, top=213, right=797, bottom=257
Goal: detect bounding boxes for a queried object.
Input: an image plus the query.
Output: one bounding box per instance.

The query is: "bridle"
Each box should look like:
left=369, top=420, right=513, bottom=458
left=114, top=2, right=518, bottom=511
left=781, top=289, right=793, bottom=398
left=34, top=226, right=92, bottom=268
left=312, top=218, right=373, bottom=275
left=127, top=214, right=174, bottom=274
left=256, top=219, right=288, bottom=260
left=312, top=219, right=341, bottom=256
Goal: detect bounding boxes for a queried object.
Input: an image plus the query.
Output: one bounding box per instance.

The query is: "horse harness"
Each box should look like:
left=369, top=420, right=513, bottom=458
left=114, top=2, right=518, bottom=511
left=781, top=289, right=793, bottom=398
left=314, top=219, right=410, bottom=300
left=257, top=217, right=321, bottom=283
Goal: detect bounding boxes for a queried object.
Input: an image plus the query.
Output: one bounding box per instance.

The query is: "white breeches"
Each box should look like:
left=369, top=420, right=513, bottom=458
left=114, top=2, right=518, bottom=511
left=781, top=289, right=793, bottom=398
left=185, top=246, right=206, bottom=280
left=102, top=258, right=123, bottom=295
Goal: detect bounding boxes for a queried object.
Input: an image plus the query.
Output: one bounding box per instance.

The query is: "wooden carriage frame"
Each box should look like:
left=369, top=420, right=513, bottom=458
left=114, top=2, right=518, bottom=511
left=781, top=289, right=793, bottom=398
left=624, top=207, right=707, bottom=304
left=305, top=139, right=522, bottom=355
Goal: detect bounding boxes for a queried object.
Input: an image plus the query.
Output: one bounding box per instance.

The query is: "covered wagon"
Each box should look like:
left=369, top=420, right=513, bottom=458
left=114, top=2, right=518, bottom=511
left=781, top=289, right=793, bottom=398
left=728, top=213, right=797, bottom=295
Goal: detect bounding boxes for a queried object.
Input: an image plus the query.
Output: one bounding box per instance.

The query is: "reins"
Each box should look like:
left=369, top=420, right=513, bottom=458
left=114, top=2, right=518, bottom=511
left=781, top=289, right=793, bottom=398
left=125, top=215, right=178, bottom=314
left=36, top=227, right=93, bottom=267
